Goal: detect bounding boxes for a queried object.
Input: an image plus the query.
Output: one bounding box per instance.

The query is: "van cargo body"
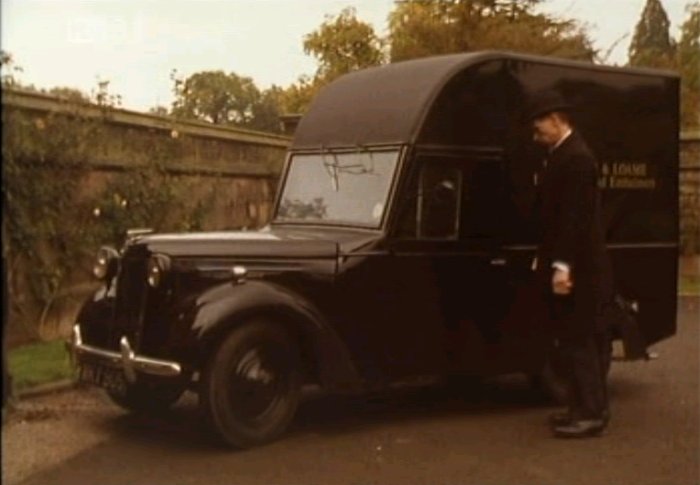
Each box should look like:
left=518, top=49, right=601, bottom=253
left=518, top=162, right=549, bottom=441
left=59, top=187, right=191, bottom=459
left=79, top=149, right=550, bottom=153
left=290, top=51, right=679, bottom=352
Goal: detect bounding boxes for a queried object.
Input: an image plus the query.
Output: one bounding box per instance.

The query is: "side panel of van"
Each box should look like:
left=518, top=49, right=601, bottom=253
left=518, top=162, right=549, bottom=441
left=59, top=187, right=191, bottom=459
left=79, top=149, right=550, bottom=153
left=417, top=59, right=679, bottom=345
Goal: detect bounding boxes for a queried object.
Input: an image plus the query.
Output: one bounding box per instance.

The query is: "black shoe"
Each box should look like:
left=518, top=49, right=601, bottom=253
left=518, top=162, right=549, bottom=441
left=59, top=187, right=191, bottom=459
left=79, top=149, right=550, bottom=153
left=549, top=409, right=610, bottom=427
left=548, top=411, right=573, bottom=426
left=553, top=419, right=606, bottom=438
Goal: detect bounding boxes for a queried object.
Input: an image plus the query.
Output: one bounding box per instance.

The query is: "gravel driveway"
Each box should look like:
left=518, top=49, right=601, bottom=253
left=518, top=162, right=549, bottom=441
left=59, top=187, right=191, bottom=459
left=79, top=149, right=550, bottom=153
left=2, top=386, right=121, bottom=485
left=3, top=297, right=698, bottom=485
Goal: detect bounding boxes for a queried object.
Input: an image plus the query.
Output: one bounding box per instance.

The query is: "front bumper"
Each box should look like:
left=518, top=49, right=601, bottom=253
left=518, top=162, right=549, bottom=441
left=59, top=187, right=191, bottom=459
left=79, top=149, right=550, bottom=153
left=66, top=324, right=182, bottom=383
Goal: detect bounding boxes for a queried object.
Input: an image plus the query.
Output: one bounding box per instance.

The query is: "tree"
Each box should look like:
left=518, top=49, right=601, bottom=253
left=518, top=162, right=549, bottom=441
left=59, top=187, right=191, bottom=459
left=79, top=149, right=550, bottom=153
left=281, top=7, right=385, bottom=114
left=388, top=0, right=596, bottom=63
left=1, top=51, right=24, bottom=88
left=278, top=75, right=324, bottom=115
left=170, top=70, right=281, bottom=132
left=1, top=55, right=112, bottom=107
left=149, top=105, right=170, bottom=117
left=303, top=7, right=385, bottom=82
left=677, top=1, right=700, bottom=128
left=628, top=0, right=676, bottom=68
left=251, top=85, right=286, bottom=133
left=171, top=70, right=258, bottom=125
left=285, top=1, right=595, bottom=114
left=46, top=87, right=91, bottom=103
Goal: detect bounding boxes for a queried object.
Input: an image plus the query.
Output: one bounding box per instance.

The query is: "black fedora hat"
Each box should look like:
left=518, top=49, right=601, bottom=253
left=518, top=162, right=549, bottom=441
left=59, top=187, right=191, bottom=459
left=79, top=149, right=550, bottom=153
left=523, top=90, right=572, bottom=121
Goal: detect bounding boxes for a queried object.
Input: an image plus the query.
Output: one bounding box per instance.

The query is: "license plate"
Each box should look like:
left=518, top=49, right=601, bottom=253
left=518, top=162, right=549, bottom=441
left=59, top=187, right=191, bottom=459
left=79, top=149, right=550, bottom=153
left=79, top=363, right=126, bottom=394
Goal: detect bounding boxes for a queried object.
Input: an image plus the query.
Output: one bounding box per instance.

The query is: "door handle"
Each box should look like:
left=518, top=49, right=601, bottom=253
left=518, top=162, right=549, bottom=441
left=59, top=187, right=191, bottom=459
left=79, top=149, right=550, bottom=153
left=490, top=258, right=507, bottom=266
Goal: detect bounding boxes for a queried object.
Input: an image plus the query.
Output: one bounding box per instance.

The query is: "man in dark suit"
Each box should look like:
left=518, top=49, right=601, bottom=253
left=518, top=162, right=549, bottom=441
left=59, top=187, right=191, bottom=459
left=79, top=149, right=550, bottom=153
left=526, top=90, right=612, bottom=438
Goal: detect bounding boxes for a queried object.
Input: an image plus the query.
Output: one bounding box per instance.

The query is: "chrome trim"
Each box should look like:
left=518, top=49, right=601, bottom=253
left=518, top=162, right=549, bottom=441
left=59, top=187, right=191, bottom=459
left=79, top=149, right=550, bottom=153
left=232, top=264, right=248, bottom=283
left=67, top=325, right=181, bottom=382
left=126, top=227, right=154, bottom=239
left=606, top=242, right=678, bottom=250
left=502, top=242, right=678, bottom=252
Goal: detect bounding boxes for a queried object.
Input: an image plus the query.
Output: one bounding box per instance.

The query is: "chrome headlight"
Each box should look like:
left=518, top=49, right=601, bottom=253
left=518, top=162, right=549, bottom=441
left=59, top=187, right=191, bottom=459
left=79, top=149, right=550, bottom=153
left=93, top=246, right=120, bottom=281
left=147, top=254, right=171, bottom=288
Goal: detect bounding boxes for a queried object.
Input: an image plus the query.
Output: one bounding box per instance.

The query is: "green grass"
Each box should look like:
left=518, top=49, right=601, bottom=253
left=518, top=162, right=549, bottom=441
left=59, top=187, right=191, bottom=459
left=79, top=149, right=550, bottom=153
left=8, top=339, right=75, bottom=391
left=680, top=274, right=700, bottom=296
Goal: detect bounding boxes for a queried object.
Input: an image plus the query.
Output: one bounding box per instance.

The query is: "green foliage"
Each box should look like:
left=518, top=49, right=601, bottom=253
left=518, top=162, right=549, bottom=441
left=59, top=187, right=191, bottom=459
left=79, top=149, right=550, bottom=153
left=388, top=0, right=596, bottom=62
left=2, top=93, right=219, bottom=335
left=170, top=70, right=282, bottom=132
left=280, top=8, right=384, bottom=114
left=149, top=105, right=170, bottom=116
left=283, top=1, right=596, bottom=114
left=0, top=54, right=237, bottom=336
left=278, top=75, right=325, bottom=116
left=91, top=80, right=122, bottom=109
left=253, top=85, right=286, bottom=133
left=2, top=51, right=97, bottom=104
left=679, top=272, right=700, bottom=295
left=46, top=87, right=91, bottom=103
left=3, top=108, right=99, bottom=321
left=628, top=0, right=676, bottom=68
left=0, top=50, right=24, bottom=87
left=677, top=2, right=700, bottom=129
left=303, top=7, right=385, bottom=81
left=8, top=339, right=75, bottom=390
left=627, top=1, right=699, bottom=129
left=87, top=161, right=217, bottom=249
left=88, top=169, right=186, bottom=246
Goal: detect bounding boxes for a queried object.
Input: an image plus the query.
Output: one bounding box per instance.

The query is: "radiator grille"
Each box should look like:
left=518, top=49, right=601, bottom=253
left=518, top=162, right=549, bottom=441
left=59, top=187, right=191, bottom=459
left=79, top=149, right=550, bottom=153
left=111, top=256, right=148, bottom=349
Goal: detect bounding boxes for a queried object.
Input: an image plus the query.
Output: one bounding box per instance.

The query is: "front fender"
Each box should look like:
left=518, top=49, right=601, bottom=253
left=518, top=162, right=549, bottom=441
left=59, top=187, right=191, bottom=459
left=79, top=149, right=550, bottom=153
left=191, top=280, right=361, bottom=391
left=75, top=285, right=115, bottom=348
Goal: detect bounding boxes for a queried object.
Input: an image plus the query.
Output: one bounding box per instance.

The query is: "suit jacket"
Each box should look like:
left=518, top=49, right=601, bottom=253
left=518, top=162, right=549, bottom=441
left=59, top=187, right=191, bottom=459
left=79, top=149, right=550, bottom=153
left=535, top=130, right=612, bottom=338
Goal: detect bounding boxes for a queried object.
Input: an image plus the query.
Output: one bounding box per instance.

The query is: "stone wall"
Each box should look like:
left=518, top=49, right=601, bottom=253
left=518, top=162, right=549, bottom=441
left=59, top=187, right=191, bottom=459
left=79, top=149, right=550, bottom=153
left=2, top=89, right=289, bottom=234
left=680, top=132, right=700, bottom=255
left=2, top=89, right=289, bottom=343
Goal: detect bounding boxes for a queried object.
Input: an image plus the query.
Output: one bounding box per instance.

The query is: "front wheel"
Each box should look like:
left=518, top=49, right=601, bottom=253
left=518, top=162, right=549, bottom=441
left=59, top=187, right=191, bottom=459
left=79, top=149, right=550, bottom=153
left=201, top=320, right=301, bottom=448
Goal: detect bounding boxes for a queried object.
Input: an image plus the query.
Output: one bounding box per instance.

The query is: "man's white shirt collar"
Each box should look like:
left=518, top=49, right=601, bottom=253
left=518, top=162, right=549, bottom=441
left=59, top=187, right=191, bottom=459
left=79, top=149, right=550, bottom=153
left=551, top=128, right=572, bottom=153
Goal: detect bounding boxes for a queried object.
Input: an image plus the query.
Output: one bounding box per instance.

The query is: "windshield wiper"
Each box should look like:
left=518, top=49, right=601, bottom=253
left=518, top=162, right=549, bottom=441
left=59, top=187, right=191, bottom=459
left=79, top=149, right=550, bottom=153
left=321, top=149, right=340, bottom=191
left=321, top=147, right=378, bottom=192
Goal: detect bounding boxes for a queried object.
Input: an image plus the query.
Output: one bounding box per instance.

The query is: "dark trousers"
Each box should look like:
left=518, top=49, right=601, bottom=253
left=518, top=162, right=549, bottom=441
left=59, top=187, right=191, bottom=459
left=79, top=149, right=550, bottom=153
left=558, top=331, right=611, bottom=420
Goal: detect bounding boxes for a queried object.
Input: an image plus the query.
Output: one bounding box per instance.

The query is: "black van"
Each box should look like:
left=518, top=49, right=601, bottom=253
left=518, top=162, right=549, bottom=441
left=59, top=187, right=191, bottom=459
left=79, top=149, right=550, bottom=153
left=68, top=51, right=679, bottom=448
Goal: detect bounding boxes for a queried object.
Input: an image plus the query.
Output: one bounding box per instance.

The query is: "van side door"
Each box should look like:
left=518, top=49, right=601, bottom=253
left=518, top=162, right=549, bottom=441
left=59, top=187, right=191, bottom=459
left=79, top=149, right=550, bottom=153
left=390, top=153, right=549, bottom=375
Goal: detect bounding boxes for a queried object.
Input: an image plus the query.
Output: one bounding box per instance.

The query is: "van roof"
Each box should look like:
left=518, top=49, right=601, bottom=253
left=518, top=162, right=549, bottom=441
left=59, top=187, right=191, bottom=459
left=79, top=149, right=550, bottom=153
left=291, top=51, right=678, bottom=150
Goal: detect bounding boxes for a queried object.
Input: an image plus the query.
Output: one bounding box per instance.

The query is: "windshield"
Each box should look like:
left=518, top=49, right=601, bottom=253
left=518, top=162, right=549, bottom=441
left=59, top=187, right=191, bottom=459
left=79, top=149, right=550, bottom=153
left=275, top=150, right=400, bottom=227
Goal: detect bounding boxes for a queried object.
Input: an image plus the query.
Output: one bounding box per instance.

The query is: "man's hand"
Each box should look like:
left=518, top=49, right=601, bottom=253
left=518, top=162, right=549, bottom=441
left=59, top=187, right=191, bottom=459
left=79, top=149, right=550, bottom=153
left=552, top=268, right=573, bottom=295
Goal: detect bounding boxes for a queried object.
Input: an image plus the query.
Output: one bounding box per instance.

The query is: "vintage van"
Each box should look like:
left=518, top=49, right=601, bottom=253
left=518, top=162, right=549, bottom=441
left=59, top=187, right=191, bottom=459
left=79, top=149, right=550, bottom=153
left=68, top=51, right=679, bottom=448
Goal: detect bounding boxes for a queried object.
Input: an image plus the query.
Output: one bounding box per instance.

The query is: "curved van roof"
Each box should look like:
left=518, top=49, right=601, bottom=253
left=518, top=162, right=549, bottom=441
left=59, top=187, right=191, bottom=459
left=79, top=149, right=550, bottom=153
left=291, top=51, right=678, bottom=150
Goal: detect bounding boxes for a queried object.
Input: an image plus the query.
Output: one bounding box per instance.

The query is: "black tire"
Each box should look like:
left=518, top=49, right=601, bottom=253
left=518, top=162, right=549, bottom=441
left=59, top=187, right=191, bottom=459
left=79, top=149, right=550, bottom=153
left=201, top=320, right=301, bottom=448
left=107, top=379, right=187, bottom=414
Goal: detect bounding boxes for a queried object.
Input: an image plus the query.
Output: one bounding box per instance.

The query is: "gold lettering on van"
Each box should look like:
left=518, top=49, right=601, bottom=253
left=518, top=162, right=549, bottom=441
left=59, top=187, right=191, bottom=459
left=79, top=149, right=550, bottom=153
left=598, top=162, right=656, bottom=190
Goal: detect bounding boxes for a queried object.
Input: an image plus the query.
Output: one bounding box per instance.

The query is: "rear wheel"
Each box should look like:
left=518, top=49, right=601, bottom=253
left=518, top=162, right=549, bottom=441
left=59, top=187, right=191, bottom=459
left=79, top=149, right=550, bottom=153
left=201, top=320, right=301, bottom=448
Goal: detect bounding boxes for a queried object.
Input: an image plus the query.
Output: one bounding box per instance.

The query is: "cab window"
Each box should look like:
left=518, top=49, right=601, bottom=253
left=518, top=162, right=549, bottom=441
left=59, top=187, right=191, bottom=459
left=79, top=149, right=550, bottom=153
left=395, top=157, right=510, bottom=241
left=396, top=160, right=462, bottom=240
